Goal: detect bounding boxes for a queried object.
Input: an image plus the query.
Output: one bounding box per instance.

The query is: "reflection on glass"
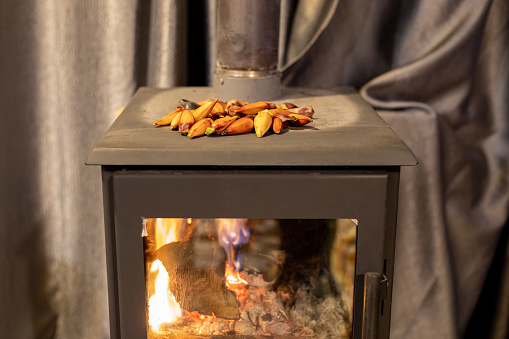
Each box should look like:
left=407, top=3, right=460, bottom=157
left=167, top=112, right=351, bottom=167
left=143, top=219, right=357, bottom=338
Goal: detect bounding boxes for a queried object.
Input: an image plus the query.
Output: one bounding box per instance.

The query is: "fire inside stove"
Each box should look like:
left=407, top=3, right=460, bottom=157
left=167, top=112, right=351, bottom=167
left=142, top=218, right=357, bottom=338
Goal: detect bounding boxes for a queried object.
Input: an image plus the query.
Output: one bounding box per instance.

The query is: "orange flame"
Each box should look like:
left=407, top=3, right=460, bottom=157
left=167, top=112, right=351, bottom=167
left=148, top=260, right=181, bottom=331
left=225, top=263, right=248, bottom=290
left=147, top=218, right=184, bottom=331
left=154, top=218, right=182, bottom=250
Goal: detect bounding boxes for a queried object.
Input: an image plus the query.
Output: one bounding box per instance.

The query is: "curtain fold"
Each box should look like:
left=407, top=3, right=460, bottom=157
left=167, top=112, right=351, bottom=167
left=0, top=0, right=507, bottom=338
left=147, top=0, right=187, bottom=87
left=147, top=0, right=216, bottom=87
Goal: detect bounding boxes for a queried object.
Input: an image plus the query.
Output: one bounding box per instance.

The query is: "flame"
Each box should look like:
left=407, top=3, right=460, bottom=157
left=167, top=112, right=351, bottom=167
left=147, top=218, right=184, bottom=331
left=148, top=260, right=182, bottom=331
left=155, top=218, right=183, bottom=250
left=216, top=219, right=250, bottom=272
left=225, top=263, right=248, bottom=289
left=216, top=219, right=250, bottom=248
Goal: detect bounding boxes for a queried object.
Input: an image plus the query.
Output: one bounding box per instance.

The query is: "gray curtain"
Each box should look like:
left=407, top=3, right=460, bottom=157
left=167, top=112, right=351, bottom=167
left=283, top=0, right=509, bottom=338
left=1, top=1, right=507, bottom=339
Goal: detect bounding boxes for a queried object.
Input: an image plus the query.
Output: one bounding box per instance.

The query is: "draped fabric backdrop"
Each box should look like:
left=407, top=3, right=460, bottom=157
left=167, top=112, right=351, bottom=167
left=1, top=0, right=507, bottom=338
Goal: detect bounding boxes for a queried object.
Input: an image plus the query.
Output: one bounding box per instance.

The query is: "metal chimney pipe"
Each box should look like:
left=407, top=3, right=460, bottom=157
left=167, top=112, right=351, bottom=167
left=214, top=0, right=281, bottom=102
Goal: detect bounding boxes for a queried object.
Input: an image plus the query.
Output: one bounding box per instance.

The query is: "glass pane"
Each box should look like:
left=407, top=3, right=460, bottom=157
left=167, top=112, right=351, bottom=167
left=143, top=218, right=357, bottom=338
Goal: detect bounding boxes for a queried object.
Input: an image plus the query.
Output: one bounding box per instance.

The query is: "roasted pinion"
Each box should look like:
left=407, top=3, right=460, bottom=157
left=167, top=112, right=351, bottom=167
left=177, top=99, right=200, bottom=110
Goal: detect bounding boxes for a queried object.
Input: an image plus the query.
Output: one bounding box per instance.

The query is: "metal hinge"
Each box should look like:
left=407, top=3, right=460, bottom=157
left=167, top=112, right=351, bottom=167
left=379, top=275, right=388, bottom=301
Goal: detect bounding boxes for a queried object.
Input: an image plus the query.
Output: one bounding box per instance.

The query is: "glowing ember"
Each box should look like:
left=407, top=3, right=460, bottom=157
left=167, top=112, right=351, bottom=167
left=148, top=260, right=182, bottom=331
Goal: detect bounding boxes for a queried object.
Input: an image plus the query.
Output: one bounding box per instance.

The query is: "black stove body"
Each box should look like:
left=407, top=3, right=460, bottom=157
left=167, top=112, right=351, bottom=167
left=87, top=86, right=416, bottom=339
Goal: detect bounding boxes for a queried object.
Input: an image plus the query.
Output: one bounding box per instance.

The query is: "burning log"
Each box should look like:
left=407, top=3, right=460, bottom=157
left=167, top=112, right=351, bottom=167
left=155, top=237, right=241, bottom=320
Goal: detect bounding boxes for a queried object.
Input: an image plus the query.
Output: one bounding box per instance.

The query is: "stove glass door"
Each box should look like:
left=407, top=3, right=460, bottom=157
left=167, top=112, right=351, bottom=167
left=143, top=218, right=357, bottom=338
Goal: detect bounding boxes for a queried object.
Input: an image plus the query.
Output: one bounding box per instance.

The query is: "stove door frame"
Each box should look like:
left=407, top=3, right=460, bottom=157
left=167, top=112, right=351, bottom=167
left=101, top=166, right=400, bottom=339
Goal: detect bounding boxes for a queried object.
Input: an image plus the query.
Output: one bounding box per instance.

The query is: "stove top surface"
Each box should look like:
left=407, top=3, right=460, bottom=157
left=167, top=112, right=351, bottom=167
left=87, top=86, right=417, bottom=167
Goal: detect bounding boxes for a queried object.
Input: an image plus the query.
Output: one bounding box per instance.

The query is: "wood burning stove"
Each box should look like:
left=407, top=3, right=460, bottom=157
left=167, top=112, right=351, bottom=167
left=87, top=86, right=416, bottom=339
